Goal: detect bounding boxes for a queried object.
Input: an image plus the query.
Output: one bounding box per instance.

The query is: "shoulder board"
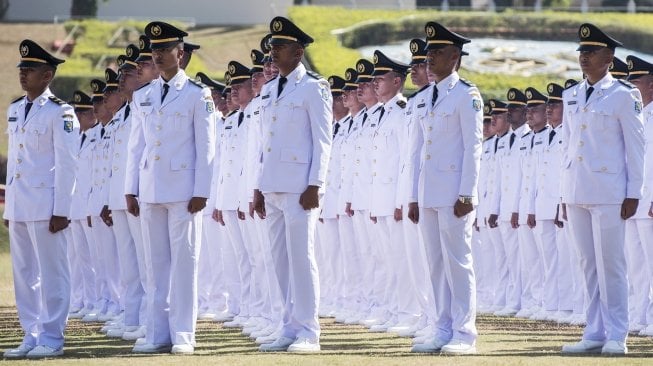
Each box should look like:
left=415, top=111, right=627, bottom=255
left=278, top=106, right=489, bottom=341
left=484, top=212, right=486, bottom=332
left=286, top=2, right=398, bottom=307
left=396, top=100, right=406, bottom=109
left=306, top=70, right=323, bottom=80
left=564, top=83, right=576, bottom=90
left=188, top=79, right=205, bottom=88
left=11, top=95, right=25, bottom=104
left=48, top=96, right=65, bottom=105
left=407, top=92, right=418, bottom=100
left=459, top=78, right=475, bottom=87
left=135, top=81, right=152, bottom=91
left=618, top=79, right=636, bottom=89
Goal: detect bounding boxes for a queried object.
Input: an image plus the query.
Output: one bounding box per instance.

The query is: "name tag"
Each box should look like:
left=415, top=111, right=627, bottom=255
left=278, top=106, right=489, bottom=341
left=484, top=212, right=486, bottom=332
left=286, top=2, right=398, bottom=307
left=497, top=146, right=505, bottom=150
left=253, top=111, right=259, bottom=115
left=567, top=101, right=577, bottom=105
left=262, top=94, right=270, bottom=100
left=417, top=103, right=425, bottom=108
left=225, top=126, right=233, bottom=130
left=520, top=146, right=527, bottom=150
left=535, top=141, right=543, bottom=145
left=140, top=102, right=152, bottom=106
left=8, top=117, right=17, bottom=122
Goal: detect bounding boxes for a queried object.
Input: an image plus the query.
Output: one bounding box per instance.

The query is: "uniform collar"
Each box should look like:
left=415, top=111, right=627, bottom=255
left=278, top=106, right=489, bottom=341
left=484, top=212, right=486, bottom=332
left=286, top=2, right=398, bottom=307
left=283, top=63, right=306, bottom=85
left=25, top=88, right=53, bottom=106
left=159, top=68, right=188, bottom=90
left=435, top=72, right=459, bottom=93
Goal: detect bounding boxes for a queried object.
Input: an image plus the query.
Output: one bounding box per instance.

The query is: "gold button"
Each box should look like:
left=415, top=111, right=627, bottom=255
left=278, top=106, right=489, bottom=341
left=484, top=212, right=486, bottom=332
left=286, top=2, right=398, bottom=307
left=427, top=140, right=432, bottom=145
left=450, top=164, right=455, bottom=169
left=373, top=172, right=376, bottom=176
left=228, top=160, right=233, bottom=164
left=19, top=144, right=23, bottom=149
left=430, top=112, right=434, bottom=117
left=601, top=167, right=607, bottom=172
left=372, top=159, right=376, bottom=163
left=113, top=167, right=118, bottom=171
left=272, top=116, right=277, bottom=121
left=355, top=172, right=358, bottom=176
left=428, top=126, right=433, bottom=131
left=40, top=183, right=44, bottom=187
left=292, top=157, right=297, bottom=161
left=15, top=173, right=20, bottom=178
left=21, top=128, right=25, bottom=133
left=181, top=164, right=187, bottom=169
left=156, top=125, right=162, bottom=131
left=17, top=159, right=22, bottom=163
left=577, top=156, right=583, bottom=162
left=578, top=141, right=584, bottom=147
left=267, top=148, right=271, bottom=152
left=581, top=124, right=587, bottom=130
left=274, top=102, right=278, bottom=106
left=175, top=112, right=180, bottom=116
left=227, top=173, right=231, bottom=177
left=374, top=146, right=378, bottom=150
left=115, top=153, right=119, bottom=157
left=426, top=154, right=431, bottom=160
left=158, top=111, right=163, bottom=115
left=269, top=132, right=274, bottom=136
left=117, top=139, right=122, bottom=144
left=155, top=141, right=161, bottom=146
left=154, top=155, right=160, bottom=161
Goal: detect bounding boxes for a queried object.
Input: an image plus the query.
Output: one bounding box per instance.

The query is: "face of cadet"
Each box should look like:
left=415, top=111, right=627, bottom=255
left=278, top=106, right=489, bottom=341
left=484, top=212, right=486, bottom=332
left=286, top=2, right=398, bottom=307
left=579, top=48, right=613, bottom=80
left=119, top=67, right=140, bottom=94
left=507, top=106, right=527, bottom=127
left=231, top=81, right=253, bottom=106
left=410, top=62, right=428, bottom=87
left=152, top=44, right=183, bottom=74
left=212, top=91, right=227, bottom=114
left=75, top=108, right=96, bottom=130
left=251, top=72, right=266, bottom=94
left=356, top=81, right=377, bottom=105
left=19, top=66, right=53, bottom=94
left=546, top=102, right=563, bottom=126
left=491, top=113, right=510, bottom=135
left=631, top=75, right=653, bottom=102
left=270, top=43, right=302, bottom=74
left=263, top=61, right=279, bottom=81
left=373, top=72, right=400, bottom=100
left=426, top=45, right=459, bottom=79
left=103, top=89, right=123, bottom=112
left=527, top=104, right=547, bottom=131
left=137, top=60, right=159, bottom=84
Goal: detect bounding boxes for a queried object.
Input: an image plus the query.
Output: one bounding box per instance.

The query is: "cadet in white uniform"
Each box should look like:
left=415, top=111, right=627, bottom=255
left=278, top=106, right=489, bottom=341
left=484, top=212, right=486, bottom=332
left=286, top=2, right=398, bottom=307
left=408, top=23, right=482, bottom=354
left=3, top=40, right=78, bottom=359
left=561, top=24, right=645, bottom=355
left=125, top=22, right=215, bottom=354
left=624, top=55, right=653, bottom=336
left=253, top=17, right=332, bottom=353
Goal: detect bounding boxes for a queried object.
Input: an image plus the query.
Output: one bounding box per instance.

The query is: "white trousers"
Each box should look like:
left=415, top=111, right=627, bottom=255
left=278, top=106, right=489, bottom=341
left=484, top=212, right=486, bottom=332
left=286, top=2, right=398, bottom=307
left=141, top=201, right=202, bottom=346
left=487, top=225, right=508, bottom=309
left=69, top=220, right=98, bottom=310
left=624, top=218, right=653, bottom=326
left=64, top=228, right=82, bottom=310
left=199, top=214, right=229, bottom=313
left=317, top=218, right=343, bottom=309
left=555, top=224, right=575, bottom=311
left=112, top=209, right=145, bottom=326
left=567, top=204, right=628, bottom=342
left=264, top=192, right=321, bottom=340
left=239, top=214, right=267, bottom=319
left=402, top=210, right=434, bottom=321
left=533, top=220, right=560, bottom=312
left=419, top=207, right=477, bottom=344
left=10, top=220, right=70, bottom=349
left=254, top=215, right=284, bottom=322
left=518, top=225, right=543, bottom=309
left=223, top=210, right=251, bottom=317
left=499, top=222, right=521, bottom=310
left=337, top=215, right=364, bottom=312
left=475, top=227, right=496, bottom=307
left=90, top=215, right=121, bottom=314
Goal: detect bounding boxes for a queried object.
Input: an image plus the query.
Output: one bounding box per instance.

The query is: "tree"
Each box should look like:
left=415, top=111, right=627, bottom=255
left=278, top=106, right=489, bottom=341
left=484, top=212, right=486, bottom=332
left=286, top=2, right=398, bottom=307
left=71, top=0, right=98, bottom=17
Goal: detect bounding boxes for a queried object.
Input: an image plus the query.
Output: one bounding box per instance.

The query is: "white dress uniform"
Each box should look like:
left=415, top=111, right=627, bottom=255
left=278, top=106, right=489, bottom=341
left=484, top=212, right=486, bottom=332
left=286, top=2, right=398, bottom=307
left=493, top=122, right=531, bottom=312
left=255, top=62, right=332, bottom=341
left=624, top=101, right=653, bottom=331
left=125, top=69, right=215, bottom=347
left=4, top=89, right=79, bottom=350
left=410, top=71, right=483, bottom=344
left=351, top=104, right=387, bottom=321
left=88, top=118, right=121, bottom=317
left=336, top=109, right=367, bottom=317
left=370, top=93, right=419, bottom=328
left=216, top=108, right=254, bottom=320
left=516, top=127, right=544, bottom=314
left=108, top=102, right=146, bottom=328
left=532, top=124, right=569, bottom=316
left=318, top=115, right=349, bottom=313
left=561, top=73, right=645, bottom=344
left=397, top=87, right=435, bottom=327
left=68, top=123, right=100, bottom=314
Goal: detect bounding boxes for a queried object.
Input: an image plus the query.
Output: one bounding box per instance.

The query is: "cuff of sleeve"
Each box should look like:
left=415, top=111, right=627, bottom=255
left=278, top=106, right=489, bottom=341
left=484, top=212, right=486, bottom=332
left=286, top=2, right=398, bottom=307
left=308, top=179, right=324, bottom=188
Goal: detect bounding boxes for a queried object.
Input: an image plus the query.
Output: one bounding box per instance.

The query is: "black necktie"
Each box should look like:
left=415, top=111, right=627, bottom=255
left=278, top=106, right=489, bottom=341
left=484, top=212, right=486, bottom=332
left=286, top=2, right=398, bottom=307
left=24, top=101, right=33, bottom=119
left=347, top=116, right=353, bottom=132
left=379, top=106, right=386, bottom=122
left=586, top=86, right=594, bottom=102
left=431, top=85, right=438, bottom=107
left=238, top=111, right=244, bottom=127
left=161, top=83, right=170, bottom=103
left=509, top=132, right=516, bottom=148
left=549, top=129, right=556, bottom=144
left=530, top=135, right=535, bottom=149
left=124, top=104, right=131, bottom=121
left=361, top=112, right=368, bottom=127
left=494, top=136, right=499, bottom=153
left=80, top=132, right=87, bottom=149
left=333, top=122, right=340, bottom=137
left=100, top=127, right=105, bottom=138
left=278, top=76, right=287, bottom=98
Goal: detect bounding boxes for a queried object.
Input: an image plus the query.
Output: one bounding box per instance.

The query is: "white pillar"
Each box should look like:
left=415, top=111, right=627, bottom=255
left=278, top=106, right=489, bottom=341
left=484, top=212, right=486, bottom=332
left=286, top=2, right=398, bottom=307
left=628, top=0, right=636, bottom=13
left=442, top=0, right=450, bottom=11
left=581, top=0, right=589, bottom=13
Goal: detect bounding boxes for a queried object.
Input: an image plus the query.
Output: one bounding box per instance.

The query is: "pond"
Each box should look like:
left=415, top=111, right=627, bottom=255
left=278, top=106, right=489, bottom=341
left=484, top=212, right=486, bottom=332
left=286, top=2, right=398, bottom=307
left=358, top=38, right=653, bottom=79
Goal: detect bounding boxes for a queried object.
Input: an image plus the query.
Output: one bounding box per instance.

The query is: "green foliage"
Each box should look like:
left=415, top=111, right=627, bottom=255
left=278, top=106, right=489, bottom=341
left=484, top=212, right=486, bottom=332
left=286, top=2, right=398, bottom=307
left=290, top=5, right=653, bottom=100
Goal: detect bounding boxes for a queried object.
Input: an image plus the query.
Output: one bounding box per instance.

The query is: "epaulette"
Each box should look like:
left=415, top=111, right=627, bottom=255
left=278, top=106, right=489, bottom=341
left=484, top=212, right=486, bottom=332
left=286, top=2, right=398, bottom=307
left=618, top=79, right=636, bottom=89
left=396, top=100, right=407, bottom=109
left=48, top=96, right=65, bottom=105
left=10, top=95, right=24, bottom=104
left=306, top=70, right=323, bottom=80
left=459, top=78, right=476, bottom=87
left=188, top=79, right=205, bottom=88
